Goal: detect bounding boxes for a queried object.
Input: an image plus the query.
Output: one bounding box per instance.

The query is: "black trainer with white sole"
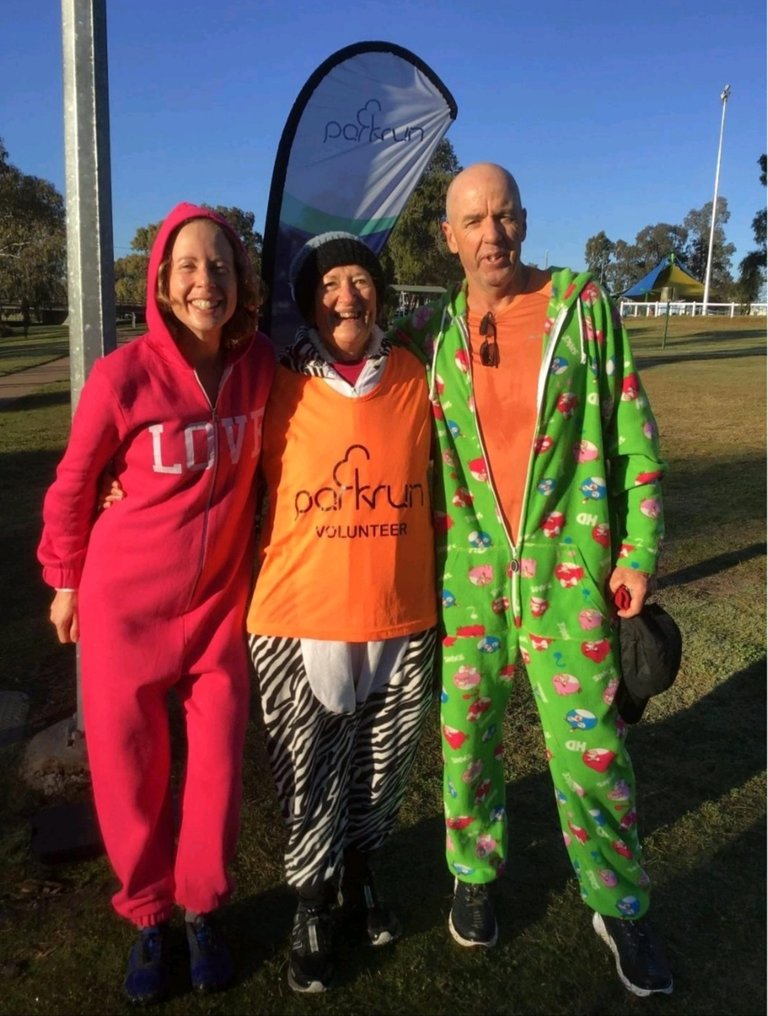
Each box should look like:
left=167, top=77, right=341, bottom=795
left=288, top=898, right=335, bottom=993
left=593, top=911, right=673, bottom=997
left=338, top=870, right=401, bottom=947
left=448, top=879, right=498, bottom=948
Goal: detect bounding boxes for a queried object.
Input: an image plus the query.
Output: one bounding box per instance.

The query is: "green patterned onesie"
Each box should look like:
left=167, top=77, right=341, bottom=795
left=393, top=268, right=665, bottom=918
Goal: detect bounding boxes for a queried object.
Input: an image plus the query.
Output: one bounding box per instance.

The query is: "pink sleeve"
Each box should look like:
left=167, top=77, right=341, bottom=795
left=37, top=362, right=125, bottom=589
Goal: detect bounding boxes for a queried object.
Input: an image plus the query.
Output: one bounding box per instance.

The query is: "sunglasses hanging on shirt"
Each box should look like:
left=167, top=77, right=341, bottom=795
left=479, top=312, right=499, bottom=367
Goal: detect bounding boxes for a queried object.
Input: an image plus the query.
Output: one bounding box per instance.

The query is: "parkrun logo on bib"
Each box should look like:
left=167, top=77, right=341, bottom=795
left=323, top=99, right=426, bottom=145
left=294, top=443, right=425, bottom=522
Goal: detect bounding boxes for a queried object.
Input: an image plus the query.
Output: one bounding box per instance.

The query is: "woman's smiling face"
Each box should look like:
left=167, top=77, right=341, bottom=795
left=313, top=263, right=377, bottom=361
left=167, top=218, right=237, bottom=346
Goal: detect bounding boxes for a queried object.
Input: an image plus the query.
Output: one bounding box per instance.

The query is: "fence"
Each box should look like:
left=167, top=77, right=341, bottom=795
left=619, top=300, right=767, bottom=318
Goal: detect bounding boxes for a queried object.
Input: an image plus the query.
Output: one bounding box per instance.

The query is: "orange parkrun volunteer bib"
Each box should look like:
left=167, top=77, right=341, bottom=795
left=247, top=347, right=437, bottom=641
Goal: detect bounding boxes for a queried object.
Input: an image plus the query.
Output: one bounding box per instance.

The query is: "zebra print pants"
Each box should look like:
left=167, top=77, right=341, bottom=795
left=249, top=629, right=436, bottom=891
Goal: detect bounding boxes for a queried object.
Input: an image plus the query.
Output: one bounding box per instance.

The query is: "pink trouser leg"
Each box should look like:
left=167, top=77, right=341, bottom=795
left=80, top=598, right=249, bottom=926
left=81, top=629, right=179, bottom=927
left=172, top=603, right=250, bottom=915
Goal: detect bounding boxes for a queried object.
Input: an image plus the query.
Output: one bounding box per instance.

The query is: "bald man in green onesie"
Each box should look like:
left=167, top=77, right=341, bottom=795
left=394, top=162, right=672, bottom=998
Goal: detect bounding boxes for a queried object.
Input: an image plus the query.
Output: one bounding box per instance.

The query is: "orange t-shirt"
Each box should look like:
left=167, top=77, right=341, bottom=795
left=467, top=267, right=552, bottom=543
left=247, top=347, right=436, bottom=641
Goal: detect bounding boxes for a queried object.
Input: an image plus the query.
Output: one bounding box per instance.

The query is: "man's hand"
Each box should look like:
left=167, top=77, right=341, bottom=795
left=608, top=567, right=650, bottom=619
left=50, top=590, right=79, bottom=644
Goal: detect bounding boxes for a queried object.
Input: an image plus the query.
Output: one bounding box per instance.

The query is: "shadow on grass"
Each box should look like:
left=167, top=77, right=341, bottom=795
left=225, top=883, right=295, bottom=982
left=661, top=455, right=765, bottom=538
left=0, top=447, right=65, bottom=623
left=5, top=662, right=763, bottom=1010
left=658, top=542, right=767, bottom=589
left=638, top=344, right=767, bottom=371
left=583, top=820, right=766, bottom=1016
left=377, top=656, right=766, bottom=949
left=0, top=388, right=71, bottom=412
left=0, top=342, right=69, bottom=361
left=630, top=657, right=765, bottom=826
left=635, top=325, right=767, bottom=343
left=630, top=322, right=766, bottom=341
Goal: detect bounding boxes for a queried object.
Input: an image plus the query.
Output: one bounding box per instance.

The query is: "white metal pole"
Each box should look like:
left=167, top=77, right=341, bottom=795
left=702, top=85, right=731, bottom=315
left=20, top=0, right=115, bottom=809
left=61, top=0, right=115, bottom=735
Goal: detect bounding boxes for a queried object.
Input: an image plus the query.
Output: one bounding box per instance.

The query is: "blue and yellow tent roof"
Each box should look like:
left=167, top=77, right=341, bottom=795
left=622, top=253, right=704, bottom=299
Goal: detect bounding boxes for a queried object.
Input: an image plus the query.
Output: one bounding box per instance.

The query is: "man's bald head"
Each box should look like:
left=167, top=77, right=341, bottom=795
left=445, top=163, right=523, bottom=224
left=442, top=163, right=528, bottom=305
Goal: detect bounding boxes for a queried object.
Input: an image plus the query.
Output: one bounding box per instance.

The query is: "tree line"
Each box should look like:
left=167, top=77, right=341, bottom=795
left=0, top=139, right=67, bottom=323
left=0, top=135, right=465, bottom=322
left=113, top=207, right=264, bottom=307
left=1, top=135, right=764, bottom=328
left=584, top=154, right=766, bottom=303
left=113, top=139, right=466, bottom=313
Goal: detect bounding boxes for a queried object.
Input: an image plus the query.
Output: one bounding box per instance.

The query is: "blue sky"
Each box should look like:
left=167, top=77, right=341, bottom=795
left=2, top=0, right=765, bottom=278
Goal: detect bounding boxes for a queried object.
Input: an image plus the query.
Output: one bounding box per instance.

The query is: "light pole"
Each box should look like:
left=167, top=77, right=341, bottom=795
left=702, top=84, right=731, bottom=315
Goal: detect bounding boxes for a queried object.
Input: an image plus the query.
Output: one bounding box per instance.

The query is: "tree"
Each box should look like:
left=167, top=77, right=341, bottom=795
left=736, top=154, right=767, bottom=303
left=584, top=196, right=741, bottom=301
left=683, top=198, right=735, bottom=299
left=633, top=222, right=688, bottom=270
left=129, top=221, right=163, bottom=257
left=584, top=231, right=614, bottom=284
left=0, top=137, right=67, bottom=314
left=113, top=220, right=160, bottom=306
left=584, top=222, right=688, bottom=295
left=382, top=138, right=465, bottom=292
left=114, top=253, right=152, bottom=306
left=113, top=205, right=263, bottom=308
left=207, top=205, right=263, bottom=274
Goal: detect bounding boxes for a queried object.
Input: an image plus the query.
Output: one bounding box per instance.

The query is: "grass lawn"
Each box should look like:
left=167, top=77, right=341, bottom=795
left=0, top=326, right=71, bottom=376
left=0, top=317, right=764, bottom=1015
left=0, top=323, right=142, bottom=376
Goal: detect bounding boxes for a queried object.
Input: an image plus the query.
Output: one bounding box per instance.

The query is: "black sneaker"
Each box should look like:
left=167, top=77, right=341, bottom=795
left=449, top=879, right=498, bottom=948
left=593, top=912, right=673, bottom=997
left=338, top=869, right=401, bottom=947
left=123, top=923, right=171, bottom=1005
left=288, top=898, right=335, bottom=993
left=185, top=914, right=234, bottom=993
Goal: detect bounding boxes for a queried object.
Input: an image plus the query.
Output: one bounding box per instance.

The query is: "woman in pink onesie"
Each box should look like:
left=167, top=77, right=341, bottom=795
left=37, top=203, right=274, bottom=1004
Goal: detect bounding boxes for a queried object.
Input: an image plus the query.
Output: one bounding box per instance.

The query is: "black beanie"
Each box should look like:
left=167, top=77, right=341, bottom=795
left=289, top=231, right=386, bottom=323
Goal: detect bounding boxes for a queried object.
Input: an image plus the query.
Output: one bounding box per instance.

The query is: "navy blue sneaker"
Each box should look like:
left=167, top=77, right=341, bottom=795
left=449, top=879, right=498, bottom=948
left=593, top=912, right=673, bottom=996
left=123, top=924, right=171, bottom=1005
left=186, top=914, right=234, bottom=992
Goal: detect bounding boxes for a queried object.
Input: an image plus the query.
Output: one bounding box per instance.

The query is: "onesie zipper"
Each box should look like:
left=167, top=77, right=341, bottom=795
left=510, top=299, right=571, bottom=624
left=454, top=314, right=521, bottom=620
left=454, top=292, right=570, bottom=628
left=185, top=364, right=232, bottom=610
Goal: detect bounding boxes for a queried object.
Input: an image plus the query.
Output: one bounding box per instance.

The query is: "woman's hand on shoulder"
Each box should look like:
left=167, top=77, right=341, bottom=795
left=50, top=590, right=80, bottom=644
left=99, top=472, right=125, bottom=510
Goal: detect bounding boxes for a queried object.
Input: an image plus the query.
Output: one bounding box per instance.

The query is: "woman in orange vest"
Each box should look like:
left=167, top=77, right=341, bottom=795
left=246, top=232, right=437, bottom=994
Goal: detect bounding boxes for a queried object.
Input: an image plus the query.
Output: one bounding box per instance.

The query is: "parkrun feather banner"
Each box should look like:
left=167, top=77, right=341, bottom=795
left=261, top=41, right=457, bottom=347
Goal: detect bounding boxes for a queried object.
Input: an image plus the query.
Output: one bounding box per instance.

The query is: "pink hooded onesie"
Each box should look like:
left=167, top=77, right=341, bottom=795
left=38, top=203, right=274, bottom=926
